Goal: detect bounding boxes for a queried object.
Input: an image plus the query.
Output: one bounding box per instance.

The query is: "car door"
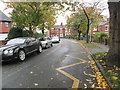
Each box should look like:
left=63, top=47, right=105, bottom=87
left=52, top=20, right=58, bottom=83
left=30, top=38, right=38, bottom=51
left=47, top=37, right=51, bottom=46
left=25, top=38, right=33, bottom=54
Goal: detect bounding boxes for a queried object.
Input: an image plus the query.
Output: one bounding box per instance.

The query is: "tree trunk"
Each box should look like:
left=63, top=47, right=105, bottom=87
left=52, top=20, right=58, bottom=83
left=78, top=31, right=81, bottom=40
left=42, top=23, right=45, bottom=35
left=107, top=1, right=120, bottom=68
left=81, top=6, right=90, bottom=43
left=29, top=24, right=33, bottom=37
left=86, top=18, right=90, bottom=43
left=42, top=29, right=44, bottom=35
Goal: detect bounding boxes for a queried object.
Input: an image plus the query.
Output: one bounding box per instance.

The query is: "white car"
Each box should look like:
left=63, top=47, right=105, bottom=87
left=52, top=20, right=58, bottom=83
left=39, top=37, right=53, bottom=48
left=51, top=36, right=60, bottom=43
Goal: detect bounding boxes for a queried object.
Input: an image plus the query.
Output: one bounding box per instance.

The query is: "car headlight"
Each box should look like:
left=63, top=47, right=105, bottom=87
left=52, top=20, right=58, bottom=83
left=4, top=50, right=8, bottom=54
left=9, top=50, right=13, bottom=53
left=4, top=50, right=13, bottom=55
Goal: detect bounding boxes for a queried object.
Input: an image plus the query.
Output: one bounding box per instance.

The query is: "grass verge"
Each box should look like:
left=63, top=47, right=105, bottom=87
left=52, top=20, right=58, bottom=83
left=77, top=40, right=101, bottom=49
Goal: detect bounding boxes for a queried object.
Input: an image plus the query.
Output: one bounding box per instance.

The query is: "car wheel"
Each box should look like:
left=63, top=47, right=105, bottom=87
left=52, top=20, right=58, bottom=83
left=51, top=43, right=53, bottom=47
left=45, top=44, right=48, bottom=49
left=18, top=50, right=26, bottom=61
left=38, top=45, right=42, bottom=53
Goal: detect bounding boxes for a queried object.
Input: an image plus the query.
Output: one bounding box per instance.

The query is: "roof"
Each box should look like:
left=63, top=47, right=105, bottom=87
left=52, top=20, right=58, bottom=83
left=53, top=25, right=66, bottom=29
left=0, top=10, right=12, bottom=22
left=99, top=21, right=109, bottom=25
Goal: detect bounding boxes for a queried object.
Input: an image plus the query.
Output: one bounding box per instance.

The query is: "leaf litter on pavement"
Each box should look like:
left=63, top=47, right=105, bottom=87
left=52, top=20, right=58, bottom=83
left=82, top=55, right=110, bottom=88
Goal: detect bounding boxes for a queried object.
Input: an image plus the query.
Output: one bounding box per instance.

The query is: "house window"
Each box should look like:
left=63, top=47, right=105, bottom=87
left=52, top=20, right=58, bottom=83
left=5, top=22, right=9, bottom=27
left=105, top=25, right=109, bottom=31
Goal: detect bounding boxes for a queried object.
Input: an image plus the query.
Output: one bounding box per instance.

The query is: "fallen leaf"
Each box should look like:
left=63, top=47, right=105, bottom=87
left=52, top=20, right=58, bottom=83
left=86, top=79, right=91, bottom=82
left=34, top=83, right=39, bottom=86
left=89, top=82, right=93, bottom=84
left=62, top=81, right=66, bottom=84
left=30, top=72, right=34, bottom=74
left=83, top=71, right=88, bottom=75
left=107, top=70, right=112, bottom=72
left=84, top=84, right=87, bottom=88
left=113, top=76, right=118, bottom=80
left=50, top=78, right=53, bottom=80
left=99, top=60, right=103, bottom=62
left=19, top=83, right=23, bottom=87
left=91, top=83, right=95, bottom=88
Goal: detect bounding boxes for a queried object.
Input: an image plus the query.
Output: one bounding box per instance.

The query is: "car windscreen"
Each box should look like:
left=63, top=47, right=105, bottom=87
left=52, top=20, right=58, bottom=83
left=52, top=37, right=59, bottom=39
left=39, top=37, right=46, bottom=41
left=6, top=38, right=26, bottom=45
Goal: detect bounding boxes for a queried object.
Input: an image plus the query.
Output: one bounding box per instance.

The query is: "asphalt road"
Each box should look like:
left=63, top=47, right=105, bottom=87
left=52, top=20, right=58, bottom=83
left=2, top=39, right=98, bottom=88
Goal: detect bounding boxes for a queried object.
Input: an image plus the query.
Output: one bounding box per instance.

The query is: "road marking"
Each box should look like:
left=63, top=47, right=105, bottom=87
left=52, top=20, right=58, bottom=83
left=58, top=62, right=85, bottom=70
left=56, top=55, right=88, bottom=88
left=65, top=55, right=87, bottom=62
left=56, top=68, right=80, bottom=88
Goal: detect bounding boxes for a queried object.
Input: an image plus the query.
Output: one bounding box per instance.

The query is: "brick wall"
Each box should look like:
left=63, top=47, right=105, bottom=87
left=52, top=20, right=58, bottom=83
left=0, top=22, right=12, bottom=33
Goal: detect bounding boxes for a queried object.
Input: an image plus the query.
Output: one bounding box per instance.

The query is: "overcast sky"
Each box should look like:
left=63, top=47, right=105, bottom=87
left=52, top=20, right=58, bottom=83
left=0, top=0, right=109, bottom=25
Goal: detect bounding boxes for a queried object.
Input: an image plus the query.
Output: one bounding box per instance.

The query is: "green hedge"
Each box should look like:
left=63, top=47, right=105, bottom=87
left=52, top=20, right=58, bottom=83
left=7, top=27, right=30, bottom=39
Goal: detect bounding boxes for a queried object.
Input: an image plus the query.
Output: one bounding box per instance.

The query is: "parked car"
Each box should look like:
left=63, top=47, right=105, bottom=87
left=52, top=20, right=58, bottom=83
left=51, top=36, right=60, bottom=43
left=0, top=37, right=42, bottom=62
left=39, top=37, right=53, bottom=49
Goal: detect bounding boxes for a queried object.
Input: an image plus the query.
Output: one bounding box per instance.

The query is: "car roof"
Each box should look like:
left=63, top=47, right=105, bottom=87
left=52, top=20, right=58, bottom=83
left=11, top=37, right=34, bottom=39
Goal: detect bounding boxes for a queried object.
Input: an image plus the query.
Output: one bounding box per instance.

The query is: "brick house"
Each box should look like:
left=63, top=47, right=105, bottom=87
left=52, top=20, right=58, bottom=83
left=49, top=23, right=78, bottom=38
left=91, top=19, right=109, bottom=35
left=98, top=21, right=109, bottom=34
left=0, top=10, right=12, bottom=40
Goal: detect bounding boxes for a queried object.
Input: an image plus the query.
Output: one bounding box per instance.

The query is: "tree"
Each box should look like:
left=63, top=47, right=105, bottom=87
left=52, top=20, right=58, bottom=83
left=67, top=11, right=87, bottom=40
left=22, top=30, right=30, bottom=37
left=5, top=2, right=64, bottom=36
left=68, top=1, right=106, bottom=43
left=94, top=32, right=109, bottom=43
left=106, top=1, right=120, bottom=68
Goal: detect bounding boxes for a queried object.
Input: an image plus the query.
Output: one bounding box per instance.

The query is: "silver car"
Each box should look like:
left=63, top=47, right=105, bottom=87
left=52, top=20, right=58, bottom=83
left=39, top=37, right=53, bottom=49
left=51, top=36, right=60, bottom=43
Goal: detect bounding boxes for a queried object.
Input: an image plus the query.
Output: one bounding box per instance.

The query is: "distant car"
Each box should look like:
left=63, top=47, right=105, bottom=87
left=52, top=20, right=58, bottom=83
left=39, top=37, right=53, bottom=49
left=51, top=36, right=60, bottom=43
left=0, top=37, right=42, bottom=62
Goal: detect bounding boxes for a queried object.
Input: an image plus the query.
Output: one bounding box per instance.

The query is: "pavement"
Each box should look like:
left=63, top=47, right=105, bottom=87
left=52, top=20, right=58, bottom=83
left=2, top=39, right=107, bottom=88
left=88, top=42, right=109, bottom=54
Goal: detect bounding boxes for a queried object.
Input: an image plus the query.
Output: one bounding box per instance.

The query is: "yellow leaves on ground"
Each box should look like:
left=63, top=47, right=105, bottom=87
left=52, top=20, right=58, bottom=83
left=86, top=79, right=92, bottom=82
left=86, top=79, right=93, bottom=84
left=50, top=78, right=54, bottom=80
left=30, top=71, right=34, bottom=74
left=87, top=56, right=110, bottom=88
left=107, top=70, right=112, bottom=72
left=91, top=83, right=96, bottom=88
left=19, top=83, right=23, bottom=87
left=99, top=60, right=103, bottom=62
left=113, top=76, right=118, bottom=80
left=34, top=83, right=39, bottom=86
left=83, top=71, right=96, bottom=77
left=84, top=84, right=87, bottom=88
